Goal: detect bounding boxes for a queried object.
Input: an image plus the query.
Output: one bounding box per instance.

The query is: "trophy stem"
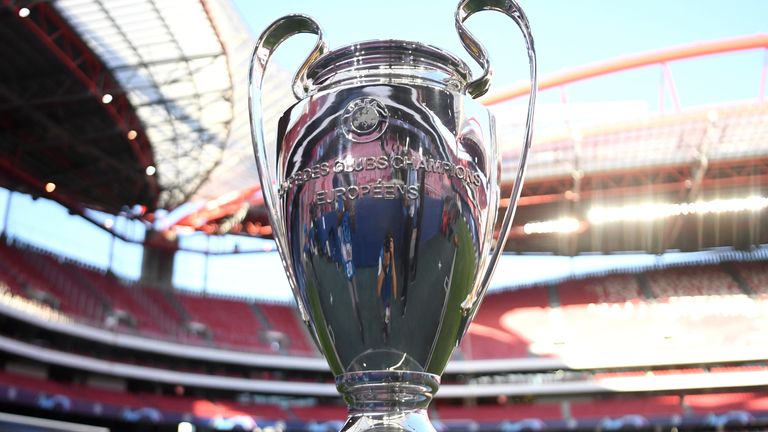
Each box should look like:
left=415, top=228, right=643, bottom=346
left=336, top=371, right=440, bottom=432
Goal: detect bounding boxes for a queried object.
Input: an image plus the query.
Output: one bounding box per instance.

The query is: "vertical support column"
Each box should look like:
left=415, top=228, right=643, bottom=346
left=760, top=48, right=767, bottom=102
left=107, top=226, right=116, bottom=275
left=140, top=229, right=178, bottom=290
left=203, top=234, right=211, bottom=294
left=663, top=62, right=681, bottom=112
left=1, top=190, right=12, bottom=238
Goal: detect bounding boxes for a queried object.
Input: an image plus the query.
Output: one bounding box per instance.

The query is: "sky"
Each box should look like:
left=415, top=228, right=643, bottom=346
left=2, top=1, right=767, bottom=301
left=233, top=0, right=768, bottom=106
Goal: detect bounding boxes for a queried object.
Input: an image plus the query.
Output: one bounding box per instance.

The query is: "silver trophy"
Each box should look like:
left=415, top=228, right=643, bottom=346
left=249, top=1, right=537, bottom=430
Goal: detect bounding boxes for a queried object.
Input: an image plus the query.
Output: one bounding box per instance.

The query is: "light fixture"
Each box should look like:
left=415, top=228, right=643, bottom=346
left=588, top=196, right=768, bottom=224
left=145, top=165, right=156, bottom=176
left=101, top=93, right=113, bottom=104
left=126, top=130, right=138, bottom=140
left=177, top=422, right=195, bottom=432
left=44, top=182, right=56, bottom=193
left=523, top=217, right=581, bottom=235
left=18, top=7, right=30, bottom=17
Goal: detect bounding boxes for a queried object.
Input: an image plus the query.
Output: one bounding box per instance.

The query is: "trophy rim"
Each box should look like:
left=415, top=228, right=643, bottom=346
left=306, top=39, right=473, bottom=90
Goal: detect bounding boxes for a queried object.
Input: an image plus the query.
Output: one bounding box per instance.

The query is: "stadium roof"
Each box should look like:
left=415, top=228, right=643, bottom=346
left=1, top=1, right=766, bottom=255
left=54, top=0, right=234, bottom=211
left=0, top=1, right=159, bottom=212
left=1, top=0, right=235, bottom=215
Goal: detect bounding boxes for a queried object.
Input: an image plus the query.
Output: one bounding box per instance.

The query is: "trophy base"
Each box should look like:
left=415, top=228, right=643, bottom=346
left=336, top=371, right=440, bottom=432
left=339, top=411, right=435, bottom=432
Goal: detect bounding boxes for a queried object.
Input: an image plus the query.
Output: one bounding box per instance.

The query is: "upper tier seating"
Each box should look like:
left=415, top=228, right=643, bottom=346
left=77, top=268, right=169, bottom=335
left=0, top=241, right=105, bottom=322
left=258, top=303, right=316, bottom=355
left=557, top=274, right=643, bottom=306
left=176, top=293, right=273, bottom=352
left=734, top=261, right=768, bottom=295
left=646, top=265, right=741, bottom=299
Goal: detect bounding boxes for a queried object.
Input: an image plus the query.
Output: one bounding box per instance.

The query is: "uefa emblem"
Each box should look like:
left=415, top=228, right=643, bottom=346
left=341, top=97, right=389, bottom=142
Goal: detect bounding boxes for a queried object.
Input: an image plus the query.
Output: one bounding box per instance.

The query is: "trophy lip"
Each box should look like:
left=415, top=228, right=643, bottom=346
left=306, top=39, right=473, bottom=90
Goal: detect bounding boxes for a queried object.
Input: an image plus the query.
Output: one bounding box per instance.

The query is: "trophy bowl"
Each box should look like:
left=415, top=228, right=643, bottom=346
left=249, top=1, right=537, bottom=431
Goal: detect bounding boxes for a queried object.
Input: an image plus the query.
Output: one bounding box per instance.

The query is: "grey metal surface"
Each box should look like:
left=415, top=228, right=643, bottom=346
left=249, top=1, right=537, bottom=430
left=277, top=78, right=497, bottom=377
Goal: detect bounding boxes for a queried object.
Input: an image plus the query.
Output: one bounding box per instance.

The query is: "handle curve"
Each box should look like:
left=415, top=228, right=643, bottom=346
left=456, top=0, right=535, bottom=99
left=248, top=15, right=326, bottom=322
left=456, top=0, right=538, bottom=313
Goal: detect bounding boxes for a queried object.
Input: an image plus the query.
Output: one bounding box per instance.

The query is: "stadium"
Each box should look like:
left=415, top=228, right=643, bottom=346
left=1, top=0, right=767, bottom=431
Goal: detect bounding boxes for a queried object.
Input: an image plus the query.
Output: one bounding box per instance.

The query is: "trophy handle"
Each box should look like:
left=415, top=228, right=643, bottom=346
left=455, top=0, right=538, bottom=312
left=248, top=15, right=327, bottom=322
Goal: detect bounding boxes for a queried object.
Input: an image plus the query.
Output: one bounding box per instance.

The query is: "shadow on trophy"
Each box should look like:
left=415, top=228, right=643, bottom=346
left=249, top=1, right=537, bottom=430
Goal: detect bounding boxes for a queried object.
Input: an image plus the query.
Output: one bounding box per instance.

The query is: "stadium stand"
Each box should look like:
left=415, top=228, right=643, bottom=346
left=0, top=241, right=104, bottom=322
left=685, top=392, right=768, bottom=414
left=4, top=240, right=768, bottom=364
left=734, top=261, right=768, bottom=294
left=646, top=265, right=743, bottom=298
left=570, top=395, right=683, bottom=419
left=556, top=274, right=644, bottom=306
left=259, top=303, right=316, bottom=355
left=5, top=363, right=768, bottom=429
left=0, top=368, right=291, bottom=423
left=3, top=240, right=768, bottom=430
left=436, top=401, right=563, bottom=422
left=461, top=284, right=549, bottom=359
left=290, top=406, right=348, bottom=423
left=77, top=269, right=170, bottom=336
left=177, top=293, right=272, bottom=351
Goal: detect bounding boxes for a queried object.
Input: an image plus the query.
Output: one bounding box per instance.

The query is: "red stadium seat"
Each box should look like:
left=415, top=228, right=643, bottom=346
left=0, top=242, right=106, bottom=323
left=177, top=292, right=273, bottom=352
left=258, top=303, right=317, bottom=355
left=459, top=285, right=549, bottom=360
left=734, top=261, right=768, bottom=295
left=436, top=402, right=562, bottom=422
left=646, top=265, right=742, bottom=299
left=685, top=392, right=768, bottom=414
left=557, top=275, right=643, bottom=306
left=291, top=405, right=348, bottom=422
left=571, top=395, right=683, bottom=419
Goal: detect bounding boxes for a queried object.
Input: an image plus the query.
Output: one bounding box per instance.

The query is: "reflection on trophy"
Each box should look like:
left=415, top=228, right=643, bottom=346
left=249, top=1, right=537, bottom=430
